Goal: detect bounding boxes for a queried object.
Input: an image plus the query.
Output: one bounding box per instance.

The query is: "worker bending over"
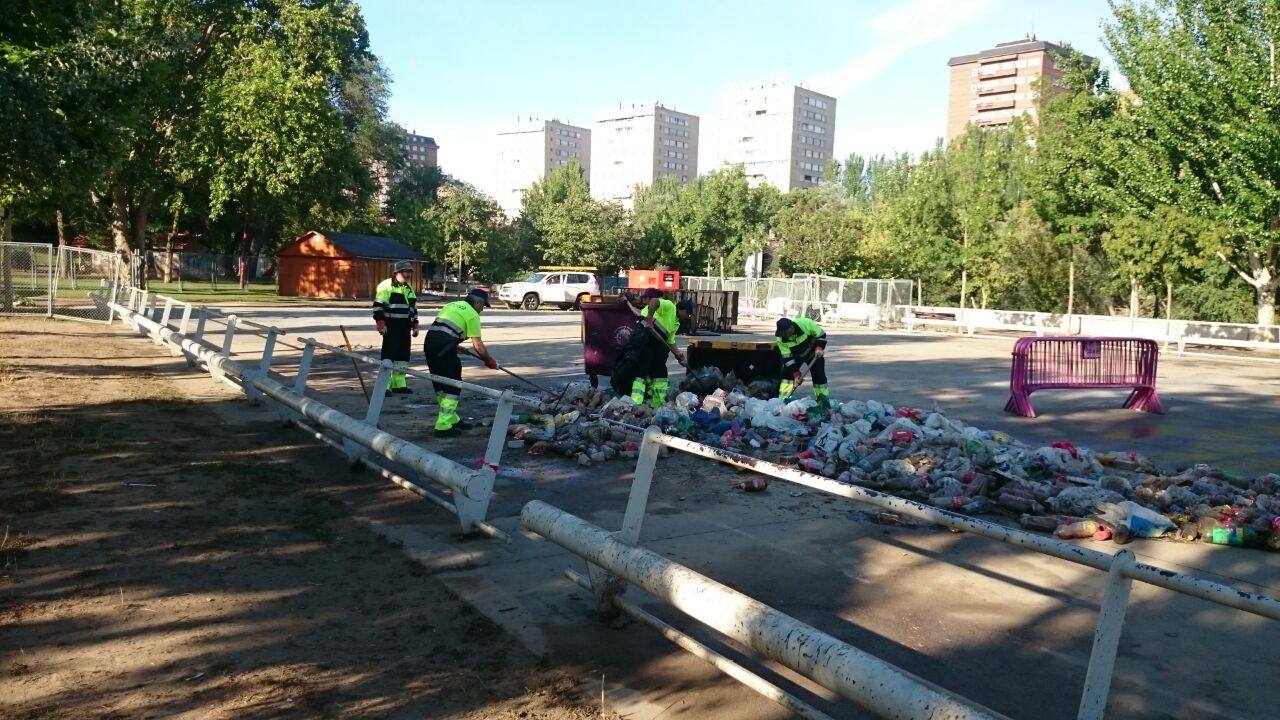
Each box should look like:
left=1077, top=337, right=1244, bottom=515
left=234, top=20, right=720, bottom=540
left=424, top=288, right=498, bottom=434
left=372, top=261, right=418, bottom=395
left=775, top=317, right=829, bottom=403
left=627, top=289, right=690, bottom=408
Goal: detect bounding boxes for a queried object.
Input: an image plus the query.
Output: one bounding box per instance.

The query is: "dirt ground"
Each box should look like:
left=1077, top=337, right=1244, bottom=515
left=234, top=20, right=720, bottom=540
left=0, top=317, right=617, bottom=720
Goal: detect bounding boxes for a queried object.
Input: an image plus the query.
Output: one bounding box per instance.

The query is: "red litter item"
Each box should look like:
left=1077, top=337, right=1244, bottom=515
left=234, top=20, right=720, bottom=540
left=737, top=477, right=768, bottom=492
left=1051, top=441, right=1079, bottom=459
left=890, top=429, right=914, bottom=444
left=1092, top=527, right=1113, bottom=541
left=895, top=407, right=924, bottom=419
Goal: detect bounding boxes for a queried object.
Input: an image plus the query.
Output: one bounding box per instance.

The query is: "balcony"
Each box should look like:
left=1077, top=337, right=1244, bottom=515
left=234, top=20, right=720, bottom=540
left=978, top=66, right=1016, bottom=80
left=976, top=84, right=1015, bottom=96
left=976, top=98, right=1016, bottom=111
left=974, top=116, right=1012, bottom=127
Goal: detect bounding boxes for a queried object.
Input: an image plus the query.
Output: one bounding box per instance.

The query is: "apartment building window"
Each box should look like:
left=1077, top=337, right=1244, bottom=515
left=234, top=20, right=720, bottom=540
left=802, top=110, right=827, bottom=122
left=662, top=114, right=689, bottom=126
left=664, top=127, right=690, bottom=138
left=799, top=136, right=824, bottom=148
left=801, top=96, right=828, bottom=110
left=798, top=161, right=824, bottom=172
left=799, top=122, right=826, bottom=134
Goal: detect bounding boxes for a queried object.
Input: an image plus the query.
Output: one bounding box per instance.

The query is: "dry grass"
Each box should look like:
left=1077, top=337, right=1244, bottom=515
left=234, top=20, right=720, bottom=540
left=0, top=360, right=16, bottom=386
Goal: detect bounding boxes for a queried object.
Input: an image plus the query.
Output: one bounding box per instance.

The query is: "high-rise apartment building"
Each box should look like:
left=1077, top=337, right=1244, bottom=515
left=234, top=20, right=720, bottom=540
left=404, top=132, right=439, bottom=168
left=946, top=35, right=1086, bottom=140
left=493, top=119, right=591, bottom=215
left=714, top=81, right=836, bottom=191
left=591, top=104, right=699, bottom=207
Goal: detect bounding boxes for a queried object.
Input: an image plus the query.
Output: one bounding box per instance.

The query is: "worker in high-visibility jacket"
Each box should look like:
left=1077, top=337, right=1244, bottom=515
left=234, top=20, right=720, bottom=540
left=423, top=287, right=497, bottom=434
left=626, top=288, right=689, bottom=408
left=775, top=317, right=829, bottom=403
left=372, top=261, right=418, bottom=395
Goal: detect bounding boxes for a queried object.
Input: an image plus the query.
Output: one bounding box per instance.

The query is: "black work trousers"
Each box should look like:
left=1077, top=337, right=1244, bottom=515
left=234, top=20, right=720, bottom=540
left=423, top=330, right=463, bottom=397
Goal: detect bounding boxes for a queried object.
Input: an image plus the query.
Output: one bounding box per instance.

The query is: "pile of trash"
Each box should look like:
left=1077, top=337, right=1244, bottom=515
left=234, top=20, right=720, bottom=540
left=504, top=378, right=1280, bottom=551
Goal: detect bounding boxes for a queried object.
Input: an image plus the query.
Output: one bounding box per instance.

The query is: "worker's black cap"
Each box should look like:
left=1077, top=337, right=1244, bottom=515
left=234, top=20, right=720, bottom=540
left=467, top=287, right=491, bottom=308
left=676, top=299, right=694, bottom=312
left=641, top=288, right=661, bottom=299
left=776, top=318, right=795, bottom=336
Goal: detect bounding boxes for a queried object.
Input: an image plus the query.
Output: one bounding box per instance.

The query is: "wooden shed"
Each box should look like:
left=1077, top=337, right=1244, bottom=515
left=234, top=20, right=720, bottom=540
left=276, top=231, right=427, bottom=299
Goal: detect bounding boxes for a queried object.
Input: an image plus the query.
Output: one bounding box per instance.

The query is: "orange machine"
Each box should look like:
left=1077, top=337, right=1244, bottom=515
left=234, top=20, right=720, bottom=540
left=627, top=268, right=681, bottom=291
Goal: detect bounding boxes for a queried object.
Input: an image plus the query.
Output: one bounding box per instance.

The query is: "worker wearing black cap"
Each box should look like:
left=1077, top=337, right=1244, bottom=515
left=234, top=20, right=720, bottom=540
left=373, top=260, right=418, bottom=395
left=424, top=287, right=498, bottom=434
left=775, top=317, right=828, bottom=403
left=623, top=288, right=689, bottom=407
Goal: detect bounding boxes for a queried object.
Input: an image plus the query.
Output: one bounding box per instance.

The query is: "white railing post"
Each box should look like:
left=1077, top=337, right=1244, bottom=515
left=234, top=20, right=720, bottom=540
left=107, top=281, right=119, bottom=324
left=177, top=302, right=193, bottom=335
left=221, top=314, right=238, bottom=359
left=620, top=426, right=662, bottom=544
left=244, top=328, right=277, bottom=405
left=344, top=361, right=391, bottom=465
left=145, top=291, right=159, bottom=323
left=160, top=297, right=174, bottom=329
left=458, top=388, right=514, bottom=532
left=185, top=308, right=207, bottom=367
left=210, top=314, right=237, bottom=383
left=293, top=339, right=315, bottom=396
left=1077, top=550, right=1137, bottom=720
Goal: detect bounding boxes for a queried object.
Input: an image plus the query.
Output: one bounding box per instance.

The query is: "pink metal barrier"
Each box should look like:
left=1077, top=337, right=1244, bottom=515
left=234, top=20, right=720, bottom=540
left=1005, top=337, right=1165, bottom=418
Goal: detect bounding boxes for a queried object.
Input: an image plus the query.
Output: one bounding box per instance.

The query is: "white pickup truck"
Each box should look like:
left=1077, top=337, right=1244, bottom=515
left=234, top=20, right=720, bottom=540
left=498, top=270, right=599, bottom=310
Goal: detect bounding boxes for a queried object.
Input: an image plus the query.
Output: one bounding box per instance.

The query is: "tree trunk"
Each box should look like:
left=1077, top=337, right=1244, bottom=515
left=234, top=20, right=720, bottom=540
left=56, top=207, right=68, bottom=247
left=1258, top=280, right=1277, bottom=328
left=1067, top=258, right=1076, bottom=316
left=1129, top=276, right=1139, bottom=318
left=109, top=185, right=130, bottom=254
left=130, top=190, right=151, bottom=251
left=1165, top=280, right=1173, bottom=320
left=959, top=229, right=969, bottom=311
left=959, top=269, right=968, bottom=311
left=164, top=207, right=178, bottom=283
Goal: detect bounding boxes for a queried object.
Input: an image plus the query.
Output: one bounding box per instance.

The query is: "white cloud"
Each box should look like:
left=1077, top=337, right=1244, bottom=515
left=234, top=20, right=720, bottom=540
left=807, top=0, right=1000, bottom=97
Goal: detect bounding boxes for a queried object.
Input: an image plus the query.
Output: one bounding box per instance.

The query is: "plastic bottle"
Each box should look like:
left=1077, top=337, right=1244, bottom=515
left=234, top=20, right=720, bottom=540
left=1054, top=520, right=1101, bottom=539
left=1208, top=526, right=1258, bottom=547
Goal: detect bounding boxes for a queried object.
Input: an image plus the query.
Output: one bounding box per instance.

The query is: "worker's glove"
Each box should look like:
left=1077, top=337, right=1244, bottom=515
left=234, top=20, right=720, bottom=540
left=792, top=371, right=804, bottom=382
left=375, top=320, right=386, bottom=336
left=814, top=346, right=825, bottom=357
left=485, top=356, right=499, bottom=370
left=411, top=320, right=419, bottom=338
left=674, top=350, right=686, bottom=365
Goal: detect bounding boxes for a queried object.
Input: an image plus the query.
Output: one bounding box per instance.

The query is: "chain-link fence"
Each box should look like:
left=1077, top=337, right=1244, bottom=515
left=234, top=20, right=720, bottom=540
left=53, top=245, right=123, bottom=322
left=1, top=242, right=125, bottom=322
left=684, top=274, right=914, bottom=325
left=148, top=251, right=272, bottom=288
left=0, top=242, right=55, bottom=317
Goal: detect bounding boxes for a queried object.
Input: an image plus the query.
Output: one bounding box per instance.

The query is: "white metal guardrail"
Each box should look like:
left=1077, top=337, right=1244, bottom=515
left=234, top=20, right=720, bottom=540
left=555, top=425, right=1279, bottom=720
left=105, top=286, right=524, bottom=539
left=524, top=500, right=1010, bottom=720
left=894, top=304, right=1280, bottom=356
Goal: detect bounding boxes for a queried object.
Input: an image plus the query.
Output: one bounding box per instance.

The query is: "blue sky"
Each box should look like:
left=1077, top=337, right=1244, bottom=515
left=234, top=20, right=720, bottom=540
left=358, top=0, right=1121, bottom=193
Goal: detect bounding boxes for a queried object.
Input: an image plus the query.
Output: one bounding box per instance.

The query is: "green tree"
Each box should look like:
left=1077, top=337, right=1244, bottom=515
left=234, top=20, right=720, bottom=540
left=1104, top=0, right=1280, bottom=325
left=427, top=183, right=502, bottom=280
left=773, top=190, right=868, bottom=276
left=1029, top=45, right=1123, bottom=314
left=1103, top=205, right=1221, bottom=316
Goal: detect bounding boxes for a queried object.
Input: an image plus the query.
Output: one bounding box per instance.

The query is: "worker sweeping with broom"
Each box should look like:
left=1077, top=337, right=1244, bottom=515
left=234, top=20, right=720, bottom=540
left=621, top=288, right=691, bottom=408
left=372, top=261, right=418, bottom=396
left=423, top=287, right=498, bottom=435
left=775, top=317, right=829, bottom=405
